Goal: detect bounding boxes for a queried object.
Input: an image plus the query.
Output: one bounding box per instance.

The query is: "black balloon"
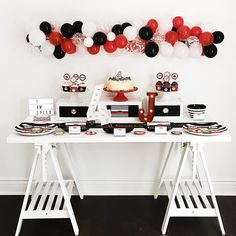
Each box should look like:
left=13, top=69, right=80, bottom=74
left=203, top=44, right=218, bottom=58
left=122, top=22, right=132, bottom=31
left=53, top=45, right=65, bottom=59
left=26, top=34, right=30, bottom=43
left=145, top=42, right=159, bottom=57
left=112, top=24, right=123, bottom=35
left=139, top=26, right=153, bottom=40
left=73, top=21, right=83, bottom=33
left=213, top=31, right=224, bottom=44
left=93, top=32, right=107, bottom=45
left=61, top=23, right=74, bottom=39
left=171, top=27, right=177, bottom=32
left=40, top=21, right=52, bottom=35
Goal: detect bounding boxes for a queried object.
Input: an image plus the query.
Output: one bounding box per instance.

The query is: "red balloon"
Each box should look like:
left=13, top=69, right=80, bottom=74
left=87, top=45, right=100, bottom=55
left=199, top=32, right=214, bottom=46
left=115, top=34, right=128, bottom=48
left=173, top=16, right=184, bottom=29
left=49, top=32, right=63, bottom=46
left=190, top=26, right=202, bottom=38
left=67, top=43, right=76, bottom=54
left=165, top=31, right=178, bottom=45
left=147, top=19, right=158, bottom=33
left=61, top=39, right=76, bottom=53
left=177, top=25, right=191, bottom=40
left=104, top=41, right=117, bottom=53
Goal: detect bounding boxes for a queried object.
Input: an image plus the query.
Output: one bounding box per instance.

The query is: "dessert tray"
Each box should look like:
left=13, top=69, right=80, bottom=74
left=183, top=124, right=227, bottom=136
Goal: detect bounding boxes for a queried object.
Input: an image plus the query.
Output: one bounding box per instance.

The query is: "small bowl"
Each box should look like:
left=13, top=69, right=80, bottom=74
left=102, top=124, right=134, bottom=134
left=187, top=104, right=206, bottom=119
left=187, top=104, right=206, bottom=110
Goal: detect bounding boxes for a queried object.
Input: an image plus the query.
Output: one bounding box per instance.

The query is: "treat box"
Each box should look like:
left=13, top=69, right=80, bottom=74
left=153, top=98, right=183, bottom=121
left=99, top=93, right=142, bottom=123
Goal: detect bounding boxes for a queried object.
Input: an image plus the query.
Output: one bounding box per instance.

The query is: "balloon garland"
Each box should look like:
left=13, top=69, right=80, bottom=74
left=26, top=16, right=224, bottom=59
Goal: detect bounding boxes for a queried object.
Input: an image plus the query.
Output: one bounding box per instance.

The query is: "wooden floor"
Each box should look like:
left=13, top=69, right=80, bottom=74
left=1, top=196, right=236, bottom=236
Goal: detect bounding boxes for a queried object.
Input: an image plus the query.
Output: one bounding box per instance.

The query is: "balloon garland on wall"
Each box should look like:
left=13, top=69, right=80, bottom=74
left=26, top=16, right=224, bottom=59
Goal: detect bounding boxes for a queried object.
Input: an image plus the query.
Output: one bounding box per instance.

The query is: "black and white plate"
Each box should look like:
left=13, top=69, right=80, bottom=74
left=183, top=124, right=227, bottom=136
left=15, top=123, right=57, bottom=136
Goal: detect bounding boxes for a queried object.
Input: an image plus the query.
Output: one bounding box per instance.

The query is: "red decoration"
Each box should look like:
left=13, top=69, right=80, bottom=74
left=104, top=87, right=138, bottom=102
left=104, top=41, right=117, bottom=53
left=199, top=32, right=214, bottom=46
left=147, top=19, right=158, bottom=33
left=49, top=32, right=63, bottom=46
left=165, top=31, right=178, bottom=45
left=173, top=16, right=184, bottom=29
left=190, top=26, right=202, bottom=38
left=87, top=44, right=100, bottom=55
left=61, top=39, right=76, bottom=53
left=138, top=92, right=157, bottom=122
left=177, top=25, right=191, bottom=40
left=115, top=34, right=128, bottom=48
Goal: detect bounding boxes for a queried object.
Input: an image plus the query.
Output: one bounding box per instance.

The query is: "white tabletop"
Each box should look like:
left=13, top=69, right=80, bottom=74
left=7, top=128, right=231, bottom=144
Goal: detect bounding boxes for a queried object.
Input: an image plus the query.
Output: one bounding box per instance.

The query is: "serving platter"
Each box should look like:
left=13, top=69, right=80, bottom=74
left=183, top=124, right=227, bottom=136
left=15, top=123, right=57, bottom=136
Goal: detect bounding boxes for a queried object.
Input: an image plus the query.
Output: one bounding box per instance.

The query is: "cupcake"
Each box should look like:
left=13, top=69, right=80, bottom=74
left=156, top=81, right=163, bottom=91
left=70, top=84, right=78, bottom=92
left=171, top=81, right=178, bottom=91
left=78, top=82, right=87, bottom=92
left=163, top=81, right=171, bottom=92
left=62, top=82, right=70, bottom=92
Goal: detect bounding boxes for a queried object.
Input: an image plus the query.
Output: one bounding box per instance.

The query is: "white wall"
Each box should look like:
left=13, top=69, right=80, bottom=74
left=0, top=0, right=236, bottom=195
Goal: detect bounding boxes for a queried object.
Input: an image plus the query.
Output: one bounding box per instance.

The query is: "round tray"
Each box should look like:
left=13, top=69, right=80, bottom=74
left=183, top=124, right=227, bottom=136
left=103, top=87, right=138, bottom=102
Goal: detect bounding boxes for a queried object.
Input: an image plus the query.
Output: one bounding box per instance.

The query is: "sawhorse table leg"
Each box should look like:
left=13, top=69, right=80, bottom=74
left=157, top=142, right=225, bottom=235
left=15, top=144, right=79, bottom=236
left=60, top=143, right=84, bottom=199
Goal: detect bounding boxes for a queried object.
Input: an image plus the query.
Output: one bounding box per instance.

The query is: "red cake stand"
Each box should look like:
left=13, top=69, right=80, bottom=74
left=104, top=87, right=138, bottom=102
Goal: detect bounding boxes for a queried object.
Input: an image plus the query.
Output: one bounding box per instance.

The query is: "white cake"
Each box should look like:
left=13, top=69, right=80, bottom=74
left=105, top=71, right=134, bottom=91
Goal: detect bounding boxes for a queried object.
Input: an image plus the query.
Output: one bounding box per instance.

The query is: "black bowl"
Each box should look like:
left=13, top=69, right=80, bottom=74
left=187, top=104, right=206, bottom=110
left=102, top=124, right=134, bottom=134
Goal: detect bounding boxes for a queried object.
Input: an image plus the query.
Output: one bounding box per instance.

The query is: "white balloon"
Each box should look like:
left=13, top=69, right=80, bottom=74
left=29, top=29, right=46, bottom=46
left=82, top=21, right=97, bottom=37
left=158, top=18, right=173, bottom=34
left=132, top=19, right=144, bottom=29
left=123, top=26, right=138, bottom=41
left=189, top=45, right=202, bottom=57
left=40, top=41, right=54, bottom=55
left=174, top=42, right=189, bottom=58
left=159, top=41, right=174, bottom=57
left=100, top=23, right=111, bottom=33
left=107, top=32, right=116, bottom=41
left=83, top=37, right=94, bottom=47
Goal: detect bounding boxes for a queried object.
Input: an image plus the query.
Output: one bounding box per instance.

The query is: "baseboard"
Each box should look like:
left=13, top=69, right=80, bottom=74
left=1, top=179, right=236, bottom=196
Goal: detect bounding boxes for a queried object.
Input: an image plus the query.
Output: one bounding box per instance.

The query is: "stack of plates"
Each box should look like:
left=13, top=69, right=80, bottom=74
left=187, top=104, right=206, bottom=118
left=183, top=123, right=227, bottom=136
left=15, top=123, right=57, bottom=136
